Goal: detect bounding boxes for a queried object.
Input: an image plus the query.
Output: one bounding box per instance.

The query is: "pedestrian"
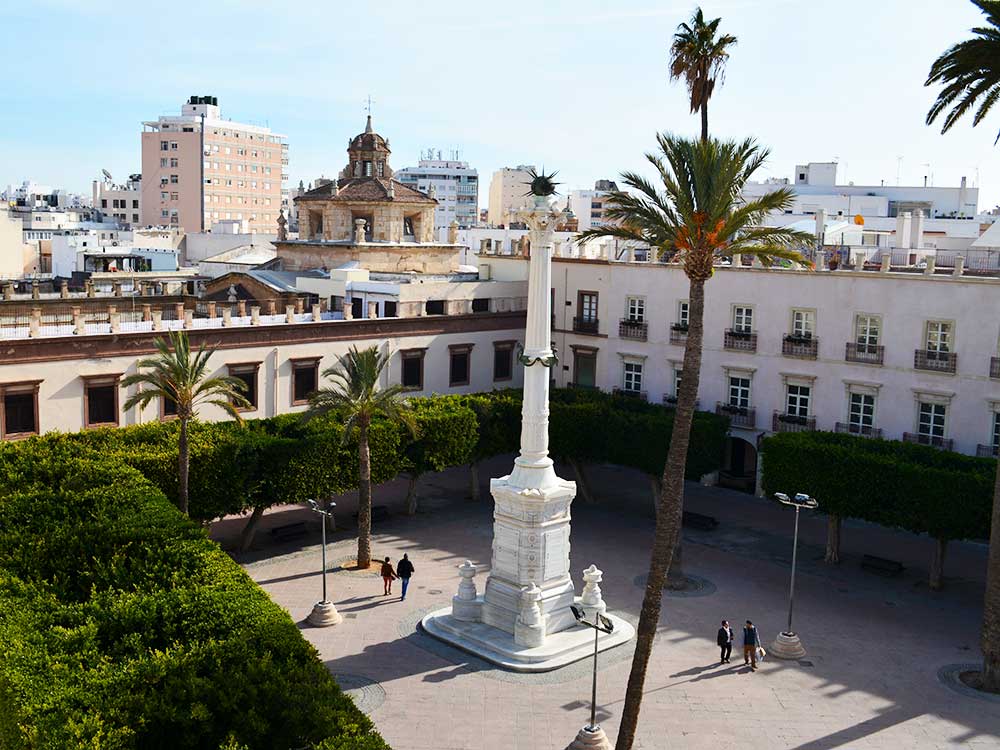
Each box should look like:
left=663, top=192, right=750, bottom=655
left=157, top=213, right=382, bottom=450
left=380, top=556, right=397, bottom=596
left=743, top=619, right=760, bottom=671
left=717, top=619, right=734, bottom=664
left=396, top=553, right=414, bottom=601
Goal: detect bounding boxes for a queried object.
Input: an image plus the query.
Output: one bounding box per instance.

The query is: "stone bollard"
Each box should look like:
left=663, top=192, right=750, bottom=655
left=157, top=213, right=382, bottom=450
left=514, top=582, right=546, bottom=648
left=250, top=306, right=261, bottom=325
left=237, top=300, right=247, bottom=318
left=29, top=307, right=41, bottom=338
left=183, top=310, right=194, bottom=329
left=72, top=307, right=85, bottom=335
left=880, top=255, right=892, bottom=273
left=207, top=301, right=217, bottom=318
left=452, top=561, right=482, bottom=622
left=152, top=310, right=163, bottom=331
left=222, top=307, right=233, bottom=327
left=60, top=280, right=69, bottom=299
left=285, top=305, right=295, bottom=324
left=954, top=256, right=965, bottom=276
left=580, top=564, right=607, bottom=617
left=342, top=301, right=354, bottom=321
left=367, top=301, right=378, bottom=319
left=312, top=304, right=321, bottom=322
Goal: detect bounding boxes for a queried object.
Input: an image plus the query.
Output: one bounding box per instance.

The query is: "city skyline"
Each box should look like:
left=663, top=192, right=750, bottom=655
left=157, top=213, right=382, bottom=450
left=2, top=0, right=998, bottom=211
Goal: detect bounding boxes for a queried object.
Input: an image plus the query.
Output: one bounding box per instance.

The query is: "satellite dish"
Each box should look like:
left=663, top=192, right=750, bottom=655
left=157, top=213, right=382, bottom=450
left=102, top=169, right=113, bottom=181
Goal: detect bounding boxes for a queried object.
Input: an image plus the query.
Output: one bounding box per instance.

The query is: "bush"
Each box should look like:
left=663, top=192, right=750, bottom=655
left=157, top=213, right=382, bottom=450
left=0, top=455, right=390, bottom=750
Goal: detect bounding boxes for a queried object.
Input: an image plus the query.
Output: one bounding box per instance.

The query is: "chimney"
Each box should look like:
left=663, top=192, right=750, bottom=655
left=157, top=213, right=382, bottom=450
left=895, top=211, right=912, bottom=250
left=911, top=210, right=925, bottom=249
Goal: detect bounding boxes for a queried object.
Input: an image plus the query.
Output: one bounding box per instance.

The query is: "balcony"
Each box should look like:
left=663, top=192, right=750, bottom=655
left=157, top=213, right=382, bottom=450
left=669, top=323, right=689, bottom=346
left=903, top=432, right=954, bottom=451
left=716, top=401, right=756, bottom=429
left=914, top=349, right=957, bottom=374
left=613, top=387, right=648, bottom=401
left=835, top=422, right=883, bottom=438
left=572, top=316, right=600, bottom=335
left=846, top=342, right=884, bottom=366
left=663, top=394, right=700, bottom=410
left=991, top=356, right=1000, bottom=379
left=619, top=319, right=648, bottom=341
left=977, top=444, right=998, bottom=458
left=782, top=334, right=818, bottom=359
left=772, top=411, right=816, bottom=432
left=724, top=328, right=757, bottom=352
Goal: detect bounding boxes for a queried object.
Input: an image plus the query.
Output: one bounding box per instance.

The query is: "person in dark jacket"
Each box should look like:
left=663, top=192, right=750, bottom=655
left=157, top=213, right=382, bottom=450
left=717, top=620, right=734, bottom=664
left=396, top=553, right=414, bottom=600
left=380, top=557, right=396, bottom=596
left=743, top=620, right=760, bottom=670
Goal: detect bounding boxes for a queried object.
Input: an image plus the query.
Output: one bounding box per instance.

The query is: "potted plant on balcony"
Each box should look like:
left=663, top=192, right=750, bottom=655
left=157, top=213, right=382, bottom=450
left=777, top=412, right=808, bottom=426
left=671, top=323, right=690, bottom=333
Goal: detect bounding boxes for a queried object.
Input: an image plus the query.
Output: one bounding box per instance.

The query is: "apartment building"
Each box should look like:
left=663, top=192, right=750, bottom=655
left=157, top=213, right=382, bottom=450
left=483, top=248, right=1000, bottom=490
left=396, top=152, right=479, bottom=229
left=140, top=96, right=288, bottom=233
left=92, top=174, right=141, bottom=227
left=486, top=165, right=535, bottom=227
left=567, top=180, right=619, bottom=232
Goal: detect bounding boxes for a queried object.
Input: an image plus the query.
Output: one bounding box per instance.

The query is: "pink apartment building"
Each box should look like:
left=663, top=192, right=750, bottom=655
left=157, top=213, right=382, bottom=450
left=140, top=96, right=287, bottom=233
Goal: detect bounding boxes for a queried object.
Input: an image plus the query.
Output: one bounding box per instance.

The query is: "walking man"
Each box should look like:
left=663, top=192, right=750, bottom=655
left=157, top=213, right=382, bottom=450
left=397, top=553, right=414, bottom=601
left=380, top=556, right=397, bottom=596
left=743, top=620, right=760, bottom=671
left=717, top=619, right=734, bottom=664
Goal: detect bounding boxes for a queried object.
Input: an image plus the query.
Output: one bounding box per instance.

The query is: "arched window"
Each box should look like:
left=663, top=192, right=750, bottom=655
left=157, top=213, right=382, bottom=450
left=377, top=161, right=385, bottom=177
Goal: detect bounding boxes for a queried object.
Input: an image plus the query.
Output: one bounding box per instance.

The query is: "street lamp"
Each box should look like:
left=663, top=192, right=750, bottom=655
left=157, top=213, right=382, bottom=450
left=770, top=491, right=818, bottom=659
left=305, top=498, right=342, bottom=627
left=566, top=605, right=615, bottom=750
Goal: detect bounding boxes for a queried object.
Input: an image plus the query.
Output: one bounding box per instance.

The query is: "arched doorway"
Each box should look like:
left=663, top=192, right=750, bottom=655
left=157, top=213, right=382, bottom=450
left=719, top=436, right=758, bottom=493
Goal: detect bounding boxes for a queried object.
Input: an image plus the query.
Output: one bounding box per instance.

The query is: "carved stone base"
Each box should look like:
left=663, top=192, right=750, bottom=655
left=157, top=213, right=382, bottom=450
left=566, top=725, right=613, bottom=750
left=769, top=631, right=806, bottom=659
left=307, top=600, right=343, bottom=627
left=420, top=600, right=634, bottom=672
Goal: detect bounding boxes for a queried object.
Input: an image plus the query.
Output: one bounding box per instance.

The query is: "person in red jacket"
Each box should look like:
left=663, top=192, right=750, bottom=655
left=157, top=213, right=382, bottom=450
left=380, top=557, right=397, bottom=596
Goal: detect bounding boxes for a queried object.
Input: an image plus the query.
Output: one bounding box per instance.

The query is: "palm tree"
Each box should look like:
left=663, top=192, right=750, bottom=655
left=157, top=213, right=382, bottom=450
left=121, top=330, right=249, bottom=516
left=306, top=345, right=415, bottom=569
left=982, top=468, right=1000, bottom=691
left=669, top=7, right=737, bottom=142
left=579, top=135, right=811, bottom=749
left=925, top=0, right=1000, bottom=142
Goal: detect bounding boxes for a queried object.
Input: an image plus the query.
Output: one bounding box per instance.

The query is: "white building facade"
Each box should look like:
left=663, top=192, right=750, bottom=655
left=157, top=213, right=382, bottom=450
left=487, top=165, right=535, bottom=227
left=396, top=153, right=479, bottom=229
left=92, top=174, right=142, bottom=227
left=567, top=180, right=619, bottom=232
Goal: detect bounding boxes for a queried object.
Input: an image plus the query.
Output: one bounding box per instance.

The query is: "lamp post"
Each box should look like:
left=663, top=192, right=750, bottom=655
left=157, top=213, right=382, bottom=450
left=305, top=498, right=342, bottom=627
left=770, top=492, right=818, bottom=659
left=565, top=605, right=615, bottom=750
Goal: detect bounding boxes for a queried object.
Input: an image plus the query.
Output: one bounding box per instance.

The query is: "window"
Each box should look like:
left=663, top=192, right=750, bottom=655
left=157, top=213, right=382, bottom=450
left=733, top=306, right=753, bottom=333
left=170, top=174, right=178, bottom=184
left=170, top=141, right=178, bottom=150
left=132, top=200, right=138, bottom=209
left=623, top=360, right=643, bottom=393
left=291, top=358, right=319, bottom=405
left=493, top=341, right=514, bottom=381
left=83, top=375, right=119, bottom=427
left=673, top=368, right=684, bottom=398
left=449, top=344, right=473, bottom=387
left=471, top=297, right=490, bottom=313
left=677, top=301, right=689, bottom=328
left=855, top=314, right=880, bottom=351
left=625, top=296, right=645, bottom=323
left=425, top=300, right=446, bottom=315
left=227, top=363, right=260, bottom=411
left=170, top=157, right=179, bottom=168
left=1, top=382, right=40, bottom=438
left=101, top=199, right=108, bottom=208
left=579, top=292, right=598, bottom=322
left=926, top=320, right=952, bottom=353
left=786, top=384, right=811, bottom=417
left=160, top=158, right=168, bottom=167
left=728, top=376, right=751, bottom=408
left=161, top=394, right=177, bottom=420
left=791, top=309, right=815, bottom=338
left=848, top=392, right=876, bottom=431
left=992, top=411, right=1000, bottom=452
left=401, top=349, right=426, bottom=389
left=160, top=140, right=169, bottom=151
left=918, top=401, right=947, bottom=439
left=573, top=347, right=597, bottom=388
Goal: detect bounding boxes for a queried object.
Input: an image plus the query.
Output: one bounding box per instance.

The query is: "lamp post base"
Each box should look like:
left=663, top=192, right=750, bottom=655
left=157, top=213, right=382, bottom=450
left=565, top=725, right=612, bottom=750
left=307, top=600, right=343, bottom=627
left=769, top=631, right=806, bottom=659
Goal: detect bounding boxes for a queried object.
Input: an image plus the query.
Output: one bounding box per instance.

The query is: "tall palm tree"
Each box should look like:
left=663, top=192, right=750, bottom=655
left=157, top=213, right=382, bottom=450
left=121, top=330, right=249, bottom=516
left=306, top=345, right=415, bottom=569
left=579, top=135, right=811, bottom=749
left=669, top=7, right=737, bottom=142
left=984, top=469, right=1000, bottom=691
left=925, top=0, right=1000, bottom=143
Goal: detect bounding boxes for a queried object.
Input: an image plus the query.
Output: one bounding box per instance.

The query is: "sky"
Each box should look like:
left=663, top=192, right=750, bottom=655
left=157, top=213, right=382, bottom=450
left=2, top=0, right=998, bottom=210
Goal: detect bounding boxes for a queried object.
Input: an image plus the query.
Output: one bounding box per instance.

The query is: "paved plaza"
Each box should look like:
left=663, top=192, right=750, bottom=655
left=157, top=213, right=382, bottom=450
left=216, top=458, right=1000, bottom=750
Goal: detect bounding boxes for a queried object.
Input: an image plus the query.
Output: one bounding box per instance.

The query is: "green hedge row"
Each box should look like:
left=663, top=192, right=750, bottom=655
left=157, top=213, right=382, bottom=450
left=760, top=430, right=994, bottom=541
left=0, top=452, right=390, bottom=750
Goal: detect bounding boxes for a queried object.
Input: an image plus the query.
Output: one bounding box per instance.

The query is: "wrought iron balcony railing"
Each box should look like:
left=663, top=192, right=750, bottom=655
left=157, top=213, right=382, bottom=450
left=914, top=349, right=957, bottom=374
left=977, top=443, right=999, bottom=458
left=902, top=432, right=954, bottom=451
left=846, top=342, right=884, bottom=366
left=772, top=411, right=816, bottom=432
left=724, top=328, right=757, bottom=352
left=572, top=316, right=599, bottom=335
left=612, top=386, right=647, bottom=401
left=619, top=319, right=648, bottom=341
left=835, top=422, right=883, bottom=438
left=669, top=323, right=689, bottom=345
left=716, top=401, right=755, bottom=428
left=782, top=334, right=818, bottom=359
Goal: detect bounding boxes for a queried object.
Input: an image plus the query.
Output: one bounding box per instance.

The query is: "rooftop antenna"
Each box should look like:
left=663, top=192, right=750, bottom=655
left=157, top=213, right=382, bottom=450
left=896, top=156, right=903, bottom=186
left=921, top=163, right=931, bottom=187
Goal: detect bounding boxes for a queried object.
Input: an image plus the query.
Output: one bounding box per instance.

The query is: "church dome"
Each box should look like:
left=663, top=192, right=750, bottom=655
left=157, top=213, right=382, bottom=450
left=349, top=115, right=390, bottom=154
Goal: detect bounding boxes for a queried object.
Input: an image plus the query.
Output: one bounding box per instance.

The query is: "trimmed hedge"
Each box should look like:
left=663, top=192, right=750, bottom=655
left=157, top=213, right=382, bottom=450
left=760, top=431, right=994, bottom=541
left=0, top=453, right=390, bottom=750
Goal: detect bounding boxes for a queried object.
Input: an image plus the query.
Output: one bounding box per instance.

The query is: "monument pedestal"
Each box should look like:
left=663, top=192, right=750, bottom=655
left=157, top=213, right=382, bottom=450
left=566, top=725, right=613, bottom=750
left=307, top=600, right=342, bottom=627
left=769, top=631, right=806, bottom=659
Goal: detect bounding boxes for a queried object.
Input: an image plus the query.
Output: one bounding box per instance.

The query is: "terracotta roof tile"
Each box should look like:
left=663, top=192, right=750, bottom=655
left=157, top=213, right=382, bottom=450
left=296, top=178, right=436, bottom=205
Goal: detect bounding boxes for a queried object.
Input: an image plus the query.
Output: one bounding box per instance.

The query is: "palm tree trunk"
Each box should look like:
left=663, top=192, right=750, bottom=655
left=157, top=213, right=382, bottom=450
left=616, top=277, right=706, bottom=750
left=930, top=538, right=947, bottom=591
left=469, top=462, right=480, bottom=501
left=648, top=475, right=660, bottom=517
left=178, top=417, right=190, bottom=516
left=405, top=472, right=420, bottom=515
left=571, top=458, right=597, bottom=505
left=357, top=418, right=373, bottom=569
left=825, top=514, right=841, bottom=564
left=239, top=505, right=265, bottom=552
left=700, top=101, right=709, bottom=142
left=983, top=462, right=1000, bottom=691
